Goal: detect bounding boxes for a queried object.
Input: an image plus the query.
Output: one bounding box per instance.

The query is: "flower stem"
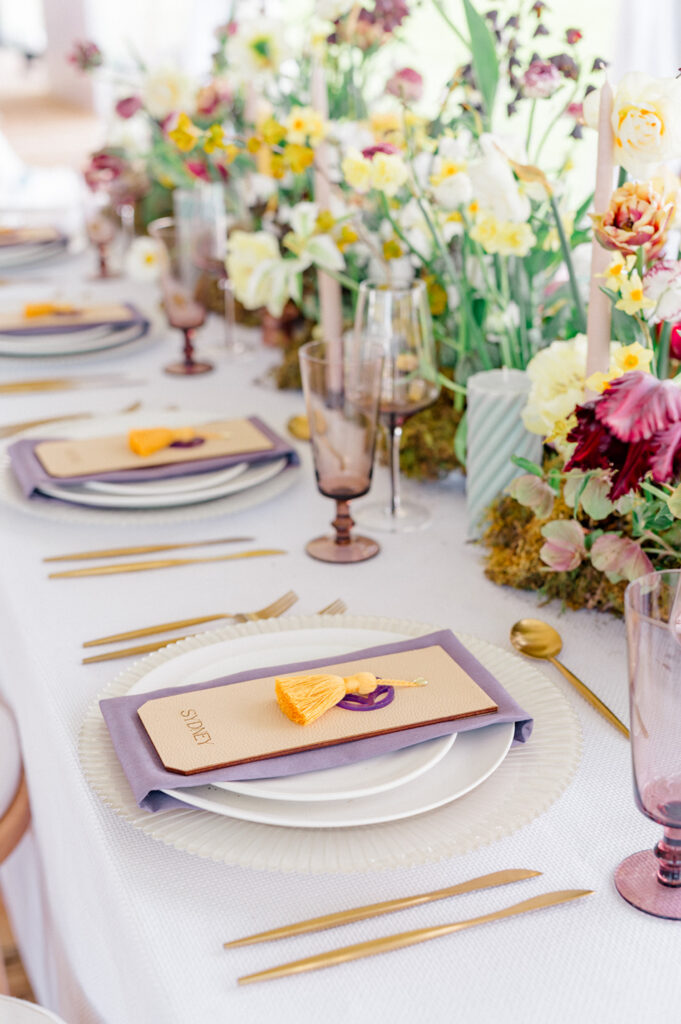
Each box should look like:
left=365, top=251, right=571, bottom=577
left=549, top=192, right=586, bottom=333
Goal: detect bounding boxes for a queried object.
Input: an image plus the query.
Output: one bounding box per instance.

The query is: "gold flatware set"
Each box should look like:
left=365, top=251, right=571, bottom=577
left=0, top=374, right=145, bottom=395
left=48, top=548, right=286, bottom=579
left=226, top=869, right=592, bottom=985
left=81, top=594, right=347, bottom=663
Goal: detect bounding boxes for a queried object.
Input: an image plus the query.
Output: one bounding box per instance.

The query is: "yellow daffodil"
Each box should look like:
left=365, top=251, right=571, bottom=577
left=283, top=144, right=315, bottom=174
left=315, top=210, right=335, bottom=233
left=168, top=113, right=201, bottom=152
left=224, top=143, right=241, bottom=164
left=599, top=252, right=636, bottom=291
left=246, top=136, right=262, bottom=155
left=613, top=341, right=654, bottom=373
left=585, top=370, right=617, bottom=393
left=430, top=158, right=467, bottom=188
left=285, top=106, right=326, bottom=147
left=336, top=224, right=359, bottom=251
left=203, top=124, right=226, bottom=154
left=261, top=117, right=287, bottom=146
left=382, top=238, right=403, bottom=260
left=469, top=212, right=535, bottom=256
left=615, top=272, right=656, bottom=316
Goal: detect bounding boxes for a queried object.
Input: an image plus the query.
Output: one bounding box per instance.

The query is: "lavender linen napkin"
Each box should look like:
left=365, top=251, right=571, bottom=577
left=99, top=629, right=533, bottom=812
left=0, top=302, right=147, bottom=336
left=8, top=416, right=299, bottom=499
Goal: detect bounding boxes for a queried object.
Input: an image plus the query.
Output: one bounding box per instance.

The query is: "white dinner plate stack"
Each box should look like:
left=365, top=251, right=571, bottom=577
left=0, top=411, right=301, bottom=525
left=0, top=235, right=68, bottom=270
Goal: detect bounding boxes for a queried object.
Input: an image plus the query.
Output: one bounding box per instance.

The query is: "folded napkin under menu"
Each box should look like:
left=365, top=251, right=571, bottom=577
left=99, top=630, right=533, bottom=812
left=0, top=303, right=148, bottom=336
left=8, top=416, right=299, bottom=499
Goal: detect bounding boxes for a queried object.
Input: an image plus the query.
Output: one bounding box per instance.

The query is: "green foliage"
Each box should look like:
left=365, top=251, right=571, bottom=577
left=462, top=0, right=499, bottom=127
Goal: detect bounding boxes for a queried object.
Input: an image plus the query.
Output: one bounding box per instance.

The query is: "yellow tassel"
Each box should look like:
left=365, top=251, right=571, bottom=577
left=275, top=672, right=428, bottom=725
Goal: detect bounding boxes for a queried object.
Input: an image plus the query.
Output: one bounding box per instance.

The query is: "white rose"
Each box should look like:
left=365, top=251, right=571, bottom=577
left=142, top=68, right=194, bottom=120
left=585, top=73, right=681, bottom=177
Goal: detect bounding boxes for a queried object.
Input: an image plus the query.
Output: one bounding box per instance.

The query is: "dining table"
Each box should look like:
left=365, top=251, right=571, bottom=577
left=0, top=245, right=677, bottom=1024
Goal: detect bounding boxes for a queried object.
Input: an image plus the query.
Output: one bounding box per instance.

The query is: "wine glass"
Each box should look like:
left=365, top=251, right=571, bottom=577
left=298, top=340, right=384, bottom=563
left=148, top=216, right=214, bottom=376
left=353, top=280, right=440, bottom=532
left=85, top=196, right=119, bottom=280
left=616, top=569, right=681, bottom=918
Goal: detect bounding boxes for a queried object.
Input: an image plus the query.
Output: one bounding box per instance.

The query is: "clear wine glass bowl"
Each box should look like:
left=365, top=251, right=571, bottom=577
left=298, top=340, right=384, bottom=564
left=352, top=279, right=440, bottom=532
left=616, top=569, right=681, bottom=917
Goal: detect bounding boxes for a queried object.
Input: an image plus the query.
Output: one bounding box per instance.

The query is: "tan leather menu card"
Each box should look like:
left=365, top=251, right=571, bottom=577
left=0, top=303, right=138, bottom=332
left=137, top=645, right=499, bottom=775
left=34, top=418, right=275, bottom=478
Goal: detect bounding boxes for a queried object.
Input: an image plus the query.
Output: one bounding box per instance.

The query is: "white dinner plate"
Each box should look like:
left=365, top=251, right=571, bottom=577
left=82, top=615, right=582, bottom=872
left=85, top=461, right=249, bottom=497
left=0, top=320, right=150, bottom=358
left=0, top=239, right=67, bottom=268
left=38, top=457, right=288, bottom=509
left=169, top=724, right=511, bottom=828
left=215, top=732, right=456, bottom=802
left=124, top=624, right=513, bottom=827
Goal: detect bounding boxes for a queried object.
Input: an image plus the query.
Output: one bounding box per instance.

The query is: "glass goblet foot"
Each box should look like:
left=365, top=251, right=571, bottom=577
left=306, top=500, right=380, bottom=564
left=164, top=327, right=214, bottom=376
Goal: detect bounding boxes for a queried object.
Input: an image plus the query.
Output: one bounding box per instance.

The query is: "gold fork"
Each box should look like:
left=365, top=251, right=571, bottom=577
left=83, top=590, right=299, bottom=651
left=81, top=596, right=346, bottom=665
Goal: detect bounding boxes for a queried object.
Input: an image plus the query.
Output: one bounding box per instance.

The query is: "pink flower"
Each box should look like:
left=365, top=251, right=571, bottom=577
left=361, top=142, right=401, bottom=160
left=185, top=161, right=212, bottom=182
left=506, top=474, right=555, bottom=518
left=566, top=101, right=584, bottom=122
left=522, top=60, right=561, bottom=99
left=68, top=41, right=102, bottom=72
left=115, top=95, right=142, bottom=119
left=650, top=421, right=681, bottom=482
left=195, top=81, right=232, bottom=117
left=595, top=371, right=681, bottom=443
left=590, top=534, right=653, bottom=583
left=539, top=520, right=586, bottom=572
left=83, top=151, right=126, bottom=191
left=385, top=67, right=423, bottom=102
left=566, top=28, right=582, bottom=45
left=671, top=323, right=681, bottom=360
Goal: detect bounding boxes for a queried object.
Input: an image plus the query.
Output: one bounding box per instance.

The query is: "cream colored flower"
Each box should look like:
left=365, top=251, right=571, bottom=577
left=584, top=72, right=681, bottom=177
left=226, top=230, right=280, bottom=306
left=469, top=212, right=535, bottom=256
left=430, top=138, right=472, bottom=210
left=469, top=134, right=530, bottom=223
left=341, top=148, right=372, bottom=193
left=142, top=68, right=194, bottom=120
left=285, top=107, right=326, bottom=147
left=369, top=152, right=408, bottom=196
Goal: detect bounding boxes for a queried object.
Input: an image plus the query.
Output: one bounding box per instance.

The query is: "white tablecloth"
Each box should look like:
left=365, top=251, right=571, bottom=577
left=0, top=252, right=675, bottom=1024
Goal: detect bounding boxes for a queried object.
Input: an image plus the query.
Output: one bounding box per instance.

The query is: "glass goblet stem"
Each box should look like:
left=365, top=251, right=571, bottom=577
left=388, top=418, right=403, bottom=518
left=655, top=827, right=681, bottom=886
left=97, top=243, right=110, bottom=278
left=331, top=499, right=355, bottom=546
left=182, top=327, right=197, bottom=367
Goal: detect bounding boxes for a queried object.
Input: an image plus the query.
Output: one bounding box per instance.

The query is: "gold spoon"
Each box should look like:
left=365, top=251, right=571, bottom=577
left=509, top=618, right=629, bottom=739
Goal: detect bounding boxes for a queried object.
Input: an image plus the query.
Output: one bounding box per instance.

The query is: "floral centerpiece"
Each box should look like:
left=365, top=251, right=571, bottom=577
left=483, top=67, right=681, bottom=612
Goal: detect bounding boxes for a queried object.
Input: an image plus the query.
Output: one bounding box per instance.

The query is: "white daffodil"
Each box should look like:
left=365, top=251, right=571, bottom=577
left=228, top=20, right=288, bottom=81
left=429, top=136, right=472, bottom=211
left=226, top=230, right=280, bottom=307
left=283, top=202, right=345, bottom=273
left=469, top=134, right=530, bottom=223
left=124, top=237, right=165, bottom=281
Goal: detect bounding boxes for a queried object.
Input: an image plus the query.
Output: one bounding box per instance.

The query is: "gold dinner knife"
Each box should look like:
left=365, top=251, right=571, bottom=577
left=225, top=869, right=541, bottom=948
left=48, top=548, right=286, bottom=579
left=237, top=889, right=593, bottom=986
left=44, top=537, right=255, bottom=561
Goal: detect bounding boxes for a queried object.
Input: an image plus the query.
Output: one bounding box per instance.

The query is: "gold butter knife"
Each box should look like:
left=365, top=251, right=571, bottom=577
left=44, top=537, right=255, bottom=562
left=237, top=889, right=593, bottom=986
left=0, top=376, right=144, bottom=394
left=49, top=548, right=286, bottom=579
left=225, top=869, right=541, bottom=948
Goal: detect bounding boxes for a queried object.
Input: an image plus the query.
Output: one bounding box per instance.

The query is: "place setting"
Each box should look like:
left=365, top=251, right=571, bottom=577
left=0, top=224, right=69, bottom=271
left=79, top=610, right=581, bottom=874
left=0, top=409, right=302, bottom=525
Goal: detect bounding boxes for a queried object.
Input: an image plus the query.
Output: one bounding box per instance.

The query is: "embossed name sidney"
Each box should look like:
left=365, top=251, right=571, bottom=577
left=180, top=708, right=213, bottom=745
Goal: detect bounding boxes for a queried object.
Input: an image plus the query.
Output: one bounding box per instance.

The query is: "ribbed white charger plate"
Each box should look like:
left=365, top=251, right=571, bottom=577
left=80, top=615, right=582, bottom=874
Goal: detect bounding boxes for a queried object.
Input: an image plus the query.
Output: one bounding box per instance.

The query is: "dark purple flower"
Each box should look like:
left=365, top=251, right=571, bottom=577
left=566, top=28, right=582, bottom=45
left=68, top=41, right=102, bottom=73
left=533, top=24, right=549, bottom=36
left=115, top=95, right=143, bottom=119
left=592, top=57, right=608, bottom=71
left=595, top=372, right=681, bottom=442
left=609, top=440, right=656, bottom=500
left=550, top=53, right=579, bottom=80
left=650, top=421, right=681, bottom=482
left=566, top=403, right=626, bottom=473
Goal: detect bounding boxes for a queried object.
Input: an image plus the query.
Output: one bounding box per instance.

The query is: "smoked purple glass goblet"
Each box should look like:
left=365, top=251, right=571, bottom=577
left=616, top=569, right=681, bottom=917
